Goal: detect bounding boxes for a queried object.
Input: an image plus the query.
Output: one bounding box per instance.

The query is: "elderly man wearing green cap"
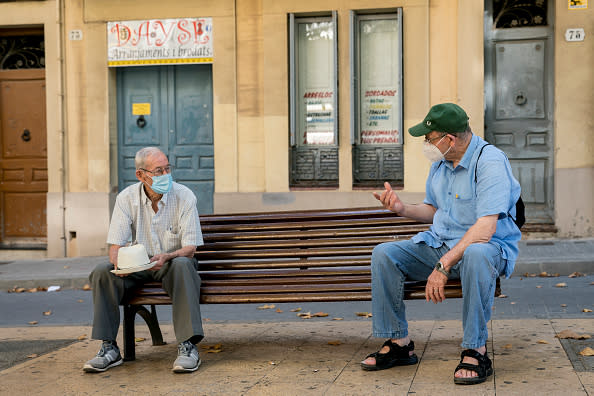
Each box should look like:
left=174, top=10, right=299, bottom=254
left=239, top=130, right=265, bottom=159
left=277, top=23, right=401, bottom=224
left=360, top=103, right=522, bottom=385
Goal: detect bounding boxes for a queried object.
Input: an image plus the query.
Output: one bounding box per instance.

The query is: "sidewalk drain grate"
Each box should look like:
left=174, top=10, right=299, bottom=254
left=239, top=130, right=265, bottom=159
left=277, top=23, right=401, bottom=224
left=559, top=339, right=594, bottom=372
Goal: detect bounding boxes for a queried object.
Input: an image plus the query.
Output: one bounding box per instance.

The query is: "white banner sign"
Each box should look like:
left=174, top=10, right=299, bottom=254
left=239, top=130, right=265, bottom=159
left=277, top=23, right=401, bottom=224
left=107, top=18, right=213, bottom=67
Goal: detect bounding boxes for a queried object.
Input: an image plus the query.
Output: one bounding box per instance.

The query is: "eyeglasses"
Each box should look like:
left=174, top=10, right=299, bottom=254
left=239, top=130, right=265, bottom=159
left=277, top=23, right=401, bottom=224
left=140, top=165, right=173, bottom=176
left=424, top=134, right=447, bottom=144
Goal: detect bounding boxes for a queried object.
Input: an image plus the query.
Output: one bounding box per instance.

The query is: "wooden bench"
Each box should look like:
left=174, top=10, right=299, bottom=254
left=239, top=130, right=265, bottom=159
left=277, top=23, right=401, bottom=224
left=121, top=207, right=501, bottom=360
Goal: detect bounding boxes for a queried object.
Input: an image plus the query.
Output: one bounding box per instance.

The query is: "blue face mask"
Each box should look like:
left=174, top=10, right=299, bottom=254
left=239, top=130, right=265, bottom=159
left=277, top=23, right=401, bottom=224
left=150, top=173, right=172, bottom=194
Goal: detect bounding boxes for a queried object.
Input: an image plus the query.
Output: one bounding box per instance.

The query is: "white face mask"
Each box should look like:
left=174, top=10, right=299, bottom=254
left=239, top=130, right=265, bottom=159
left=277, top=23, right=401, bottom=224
left=422, top=136, right=451, bottom=162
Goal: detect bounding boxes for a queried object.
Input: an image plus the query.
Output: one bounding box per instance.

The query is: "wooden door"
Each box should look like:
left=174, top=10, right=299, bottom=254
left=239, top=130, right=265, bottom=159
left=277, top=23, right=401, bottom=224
left=0, top=69, right=47, bottom=244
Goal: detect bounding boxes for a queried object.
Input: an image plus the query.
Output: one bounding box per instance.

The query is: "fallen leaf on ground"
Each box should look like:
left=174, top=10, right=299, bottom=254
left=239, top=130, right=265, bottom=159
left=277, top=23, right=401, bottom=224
left=555, top=330, right=591, bottom=339
left=536, top=340, right=549, bottom=344
left=327, top=340, right=341, bottom=346
left=332, top=317, right=343, bottom=321
left=536, top=285, right=543, bottom=288
left=568, top=272, right=584, bottom=278
left=77, top=334, right=87, bottom=340
left=510, top=302, right=516, bottom=305
left=43, top=310, right=52, bottom=316
left=503, top=344, right=512, bottom=349
left=77, top=299, right=84, bottom=303
left=297, top=312, right=312, bottom=319
left=201, top=343, right=222, bottom=350
left=27, top=354, right=38, bottom=358
left=356, top=312, right=373, bottom=318
left=135, top=337, right=146, bottom=342
left=583, top=308, right=593, bottom=313
left=276, top=308, right=283, bottom=313
left=63, top=265, right=70, bottom=269
left=201, top=343, right=223, bottom=353
left=269, top=361, right=276, bottom=365
left=539, top=272, right=549, bottom=277
left=555, top=282, right=567, bottom=288
left=290, top=307, right=302, bottom=312
left=82, top=284, right=91, bottom=291
left=579, top=347, right=594, bottom=356
left=313, top=312, right=329, bottom=317
left=28, top=288, right=39, bottom=293
left=28, top=321, right=38, bottom=325
left=561, top=304, right=567, bottom=307
left=257, top=304, right=275, bottom=310
left=203, top=318, right=211, bottom=322
left=498, top=294, right=508, bottom=298
left=14, top=287, right=26, bottom=293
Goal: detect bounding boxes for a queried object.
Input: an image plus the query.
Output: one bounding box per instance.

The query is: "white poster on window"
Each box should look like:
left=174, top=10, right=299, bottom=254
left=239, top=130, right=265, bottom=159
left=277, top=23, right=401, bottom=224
left=297, top=20, right=336, bottom=146
left=303, top=91, right=334, bottom=144
left=107, top=18, right=213, bottom=67
left=359, top=19, right=401, bottom=145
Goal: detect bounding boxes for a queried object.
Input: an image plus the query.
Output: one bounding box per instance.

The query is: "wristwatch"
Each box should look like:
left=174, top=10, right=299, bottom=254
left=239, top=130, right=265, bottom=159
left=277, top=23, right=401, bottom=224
left=435, top=261, right=450, bottom=277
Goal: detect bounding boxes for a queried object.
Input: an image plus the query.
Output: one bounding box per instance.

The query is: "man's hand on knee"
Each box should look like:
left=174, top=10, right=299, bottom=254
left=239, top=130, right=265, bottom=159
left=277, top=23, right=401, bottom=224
left=425, top=270, right=448, bottom=303
left=149, top=253, right=171, bottom=271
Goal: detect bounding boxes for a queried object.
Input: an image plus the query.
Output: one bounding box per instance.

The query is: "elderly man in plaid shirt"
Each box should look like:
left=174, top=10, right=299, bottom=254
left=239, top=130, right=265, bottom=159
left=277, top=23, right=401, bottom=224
left=83, top=147, right=205, bottom=374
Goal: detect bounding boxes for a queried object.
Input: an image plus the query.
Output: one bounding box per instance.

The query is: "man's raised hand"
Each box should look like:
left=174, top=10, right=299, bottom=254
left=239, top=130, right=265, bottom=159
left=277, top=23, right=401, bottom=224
left=372, top=182, right=404, bottom=214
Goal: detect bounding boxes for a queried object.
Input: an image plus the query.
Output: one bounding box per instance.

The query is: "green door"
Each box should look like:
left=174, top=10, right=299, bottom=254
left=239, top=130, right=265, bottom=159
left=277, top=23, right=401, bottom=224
left=117, top=65, right=214, bottom=214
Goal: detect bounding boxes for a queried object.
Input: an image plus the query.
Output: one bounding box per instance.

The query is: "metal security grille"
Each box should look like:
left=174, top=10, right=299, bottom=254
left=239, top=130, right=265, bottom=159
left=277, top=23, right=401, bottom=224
left=493, top=0, right=548, bottom=28
left=290, top=147, right=339, bottom=187
left=353, top=146, right=403, bottom=187
left=0, top=36, right=45, bottom=70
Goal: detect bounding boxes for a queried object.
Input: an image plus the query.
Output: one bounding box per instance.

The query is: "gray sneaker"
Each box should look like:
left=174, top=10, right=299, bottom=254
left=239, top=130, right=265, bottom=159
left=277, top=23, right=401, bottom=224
left=172, top=340, right=201, bottom=373
left=83, top=341, right=123, bottom=373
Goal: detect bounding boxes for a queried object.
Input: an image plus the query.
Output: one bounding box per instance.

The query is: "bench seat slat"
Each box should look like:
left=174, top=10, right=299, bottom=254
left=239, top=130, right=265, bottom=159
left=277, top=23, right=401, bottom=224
left=201, top=217, right=423, bottom=233
left=196, top=246, right=377, bottom=259
left=199, top=268, right=372, bottom=278
left=198, top=235, right=410, bottom=251
left=198, top=258, right=371, bottom=271
left=199, top=207, right=401, bottom=224
left=203, top=225, right=428, bottom=242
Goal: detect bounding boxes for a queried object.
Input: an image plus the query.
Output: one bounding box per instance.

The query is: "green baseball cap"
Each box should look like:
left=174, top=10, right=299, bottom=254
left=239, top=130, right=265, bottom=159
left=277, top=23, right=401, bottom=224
left=408, top=103, right=469, bottom=137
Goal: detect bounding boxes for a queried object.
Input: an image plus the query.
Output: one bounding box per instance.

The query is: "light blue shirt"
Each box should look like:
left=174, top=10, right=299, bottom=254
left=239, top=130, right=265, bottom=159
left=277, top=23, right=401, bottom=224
left=107, top=182, right=203, bottom=256
left=412, top=134, right=522, bottom=277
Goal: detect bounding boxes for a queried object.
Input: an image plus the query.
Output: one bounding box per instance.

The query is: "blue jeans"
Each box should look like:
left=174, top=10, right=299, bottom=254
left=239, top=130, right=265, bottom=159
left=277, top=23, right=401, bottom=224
left=371, top=239, right=505, bottom=349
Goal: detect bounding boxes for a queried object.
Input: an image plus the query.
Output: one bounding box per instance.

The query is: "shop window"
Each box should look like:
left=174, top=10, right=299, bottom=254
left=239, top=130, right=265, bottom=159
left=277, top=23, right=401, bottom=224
left=351, top=10, right=403, bottom=188
left=289, top=12, right=338, bottom=187
left=493, top=0, right=547, bottom=28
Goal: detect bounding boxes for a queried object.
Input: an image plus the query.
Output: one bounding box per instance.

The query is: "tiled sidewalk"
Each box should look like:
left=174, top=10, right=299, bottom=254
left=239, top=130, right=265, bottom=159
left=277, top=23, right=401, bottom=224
left=1, top=319, right=592, bottom=395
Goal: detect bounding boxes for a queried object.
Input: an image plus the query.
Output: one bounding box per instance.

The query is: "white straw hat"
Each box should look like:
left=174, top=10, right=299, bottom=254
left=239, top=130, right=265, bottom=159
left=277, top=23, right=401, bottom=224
left=111, top=244, right=154, bottom=274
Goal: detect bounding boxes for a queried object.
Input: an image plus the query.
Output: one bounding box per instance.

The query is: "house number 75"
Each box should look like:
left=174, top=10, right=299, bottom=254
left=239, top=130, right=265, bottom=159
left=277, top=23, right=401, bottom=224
left=565, top=28, right=585, bottom=42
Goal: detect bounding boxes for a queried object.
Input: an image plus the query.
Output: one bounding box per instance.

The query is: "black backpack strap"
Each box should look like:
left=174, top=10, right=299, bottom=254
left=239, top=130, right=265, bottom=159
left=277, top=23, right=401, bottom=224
left=474, top=142, right=524, bottom=229
left=474, top=143, right=491, bottom=183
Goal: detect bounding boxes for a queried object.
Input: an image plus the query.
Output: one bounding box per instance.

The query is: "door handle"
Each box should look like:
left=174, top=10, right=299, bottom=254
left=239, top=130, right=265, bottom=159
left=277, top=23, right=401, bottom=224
left=21, top=129, right=31, bottom=142
left=514, top=92, right=527, bottom=106
left=136, top=115, right=147, bottom=128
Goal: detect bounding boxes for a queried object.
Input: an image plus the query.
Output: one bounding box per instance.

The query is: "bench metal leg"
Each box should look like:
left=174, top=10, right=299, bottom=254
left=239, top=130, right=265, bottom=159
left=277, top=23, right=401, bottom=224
left=122, top=304, right=165, bottom=361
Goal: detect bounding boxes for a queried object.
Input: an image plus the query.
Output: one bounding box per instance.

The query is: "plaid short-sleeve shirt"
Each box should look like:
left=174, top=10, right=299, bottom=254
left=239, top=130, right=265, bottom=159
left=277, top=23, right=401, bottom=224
left=106, top=182, right=203, bottom=256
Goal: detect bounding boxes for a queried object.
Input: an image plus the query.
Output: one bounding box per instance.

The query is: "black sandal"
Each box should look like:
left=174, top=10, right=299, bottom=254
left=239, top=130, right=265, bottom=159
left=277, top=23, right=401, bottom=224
left=453, top=349, right=493, bottom=385
left=360, top=339, right=418, bottom=371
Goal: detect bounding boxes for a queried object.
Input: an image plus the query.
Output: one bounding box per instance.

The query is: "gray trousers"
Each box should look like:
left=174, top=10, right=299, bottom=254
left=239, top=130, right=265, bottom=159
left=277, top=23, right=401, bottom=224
left=90, top=257, right=204, bottom=345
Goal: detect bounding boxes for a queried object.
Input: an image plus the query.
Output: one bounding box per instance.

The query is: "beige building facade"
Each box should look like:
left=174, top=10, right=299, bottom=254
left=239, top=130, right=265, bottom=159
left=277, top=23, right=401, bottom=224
left=0, top=0, right=591, bottom=258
